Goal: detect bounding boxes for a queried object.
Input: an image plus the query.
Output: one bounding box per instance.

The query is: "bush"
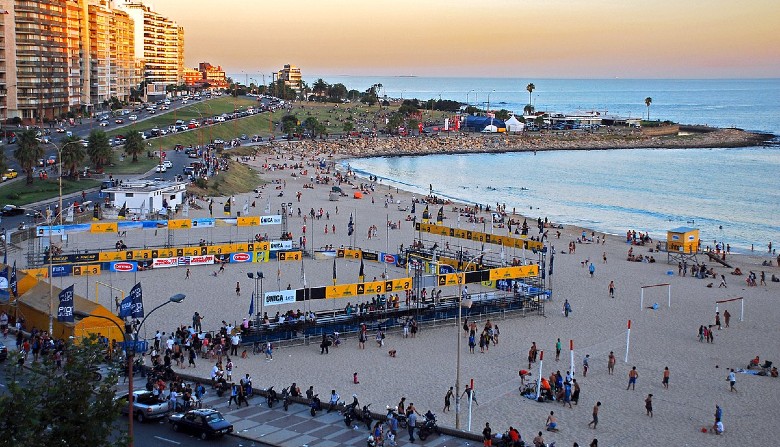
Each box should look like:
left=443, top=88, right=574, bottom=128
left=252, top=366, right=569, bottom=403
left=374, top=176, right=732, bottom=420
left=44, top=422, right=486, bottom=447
left=193, top=177, right=208, bottom=189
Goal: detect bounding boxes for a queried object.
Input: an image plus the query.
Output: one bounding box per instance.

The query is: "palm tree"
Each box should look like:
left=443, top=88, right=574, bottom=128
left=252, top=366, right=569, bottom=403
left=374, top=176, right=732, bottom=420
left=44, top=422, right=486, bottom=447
left=123, top=131, right=144, bottom=163
left=60, top=136, right=86, bottom=178
left=86, top=130, right=112, bottom=170
left=523, top=104, right=535, bottom=116
left=13, top=129, right=43, bottom=184
left=644, top=97, right=652, bottom=120
left=526, top=83, right=535, bottom=107
left=312, top=79, right=328, bottom=97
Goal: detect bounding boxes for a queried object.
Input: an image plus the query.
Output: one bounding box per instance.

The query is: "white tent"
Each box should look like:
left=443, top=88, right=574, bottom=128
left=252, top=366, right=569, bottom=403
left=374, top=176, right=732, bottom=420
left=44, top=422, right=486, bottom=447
left=481, top=124, right=499, bottom=133
left=505, top=115, right=525, bottom=133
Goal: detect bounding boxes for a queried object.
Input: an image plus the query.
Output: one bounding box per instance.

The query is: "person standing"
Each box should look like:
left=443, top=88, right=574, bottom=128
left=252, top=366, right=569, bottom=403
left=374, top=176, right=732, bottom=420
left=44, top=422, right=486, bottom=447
left=645, top=394, right=653, bottom=417
left=662, top=367, right=670, bottom=389
left=588, top=262, right=595, bottom=277
left=555, top=338, right=562, bottom=361
left=627, top=366, right=638, bottom=390
left=608, top=281, right=615, bottom=298
left=563, top=300, right=571, bottom=317
left=608, top=351, right=616, bottom=375
left=583, top=354, right=590, bottom=377
left=482, top=422, right=493, bottom=446
left=235, top=281, right=241, bottom=296
left=715, top=312, right=721, bottom=330
left=407, top=410, right=417, bottom=442
left=723, top=310, right=731, bottom=328
left=443, top=387, right=453, bottom=412
left=588, top=401, right=601, bottom=428
left=728, top=369, right=737, bottom=392
left=185, top=268, right=190, bottom=279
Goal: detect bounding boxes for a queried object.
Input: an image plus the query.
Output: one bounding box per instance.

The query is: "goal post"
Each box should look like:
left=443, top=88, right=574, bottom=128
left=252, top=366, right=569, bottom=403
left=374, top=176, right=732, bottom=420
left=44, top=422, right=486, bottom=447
left=640, top=283, right=671, bottom=309
left=715, top=297, right=744, bottom=322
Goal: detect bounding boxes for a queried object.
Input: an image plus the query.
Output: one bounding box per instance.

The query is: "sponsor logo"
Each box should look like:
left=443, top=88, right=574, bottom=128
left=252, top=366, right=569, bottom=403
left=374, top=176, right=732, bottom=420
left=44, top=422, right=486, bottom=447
left=384, top=254, right=396, bottom=263
left=189, top=255, right=214, bottom=265
left=263, top=289, right=296, bottom=306
left=113, top=262, right=135, bottom=272
left=232, top=253, right=251, bottom=262
left=152, top=257, right=178, bottom=268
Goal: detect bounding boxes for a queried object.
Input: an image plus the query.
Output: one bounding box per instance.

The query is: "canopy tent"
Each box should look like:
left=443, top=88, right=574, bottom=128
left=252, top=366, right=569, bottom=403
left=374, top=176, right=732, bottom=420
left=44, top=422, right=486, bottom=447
left=463, top=116, right=506, bottom=132
left=505, top=115, right=525, bottom=132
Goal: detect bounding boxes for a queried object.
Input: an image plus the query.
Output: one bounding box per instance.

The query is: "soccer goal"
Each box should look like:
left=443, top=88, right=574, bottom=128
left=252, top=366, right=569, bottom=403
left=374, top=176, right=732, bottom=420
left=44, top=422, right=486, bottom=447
left=715, top=297, right=744, bottom=322
left=640, top=283, right=671, bottom=309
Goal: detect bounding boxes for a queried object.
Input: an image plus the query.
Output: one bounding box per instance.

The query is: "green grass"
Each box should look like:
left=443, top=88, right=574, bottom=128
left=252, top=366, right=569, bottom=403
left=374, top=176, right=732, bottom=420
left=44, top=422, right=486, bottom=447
left=103, top=152, right=159, bottom=176
left=187, top=160, right=262, bottom=197
left=0, top=178, right=100, bottom=206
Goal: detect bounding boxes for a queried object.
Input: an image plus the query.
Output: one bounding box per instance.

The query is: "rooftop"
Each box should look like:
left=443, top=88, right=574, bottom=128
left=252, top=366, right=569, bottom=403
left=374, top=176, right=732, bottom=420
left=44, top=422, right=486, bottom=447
left=104, top=180, right=186, bottom=193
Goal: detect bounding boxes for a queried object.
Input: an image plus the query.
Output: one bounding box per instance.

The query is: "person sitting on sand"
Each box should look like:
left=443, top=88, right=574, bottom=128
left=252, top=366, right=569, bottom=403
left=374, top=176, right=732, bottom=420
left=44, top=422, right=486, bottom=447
left=731, top=267, right=743, bottom=275
left=710, top=420, right=724, bottom=435
left=545, top=411, right=558, bottom=431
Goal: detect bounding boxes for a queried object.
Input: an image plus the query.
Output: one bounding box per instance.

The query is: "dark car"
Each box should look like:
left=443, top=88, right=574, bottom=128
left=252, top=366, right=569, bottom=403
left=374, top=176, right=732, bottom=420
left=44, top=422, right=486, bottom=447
left=1, top=205, right=25, bottom=216
left=0, top=341, right=7, bottom=361
left=169, top=409, right=233, bottom=440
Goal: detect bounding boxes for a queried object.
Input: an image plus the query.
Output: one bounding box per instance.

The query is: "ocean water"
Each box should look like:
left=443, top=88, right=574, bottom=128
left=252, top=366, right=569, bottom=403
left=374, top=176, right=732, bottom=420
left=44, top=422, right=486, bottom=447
left=332, top=78, right=780, bottom=252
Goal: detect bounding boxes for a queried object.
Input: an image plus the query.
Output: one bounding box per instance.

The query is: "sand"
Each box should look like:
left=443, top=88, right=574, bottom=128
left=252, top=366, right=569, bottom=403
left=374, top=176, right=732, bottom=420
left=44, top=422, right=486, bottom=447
left=37, top=142, right=780, bottom=447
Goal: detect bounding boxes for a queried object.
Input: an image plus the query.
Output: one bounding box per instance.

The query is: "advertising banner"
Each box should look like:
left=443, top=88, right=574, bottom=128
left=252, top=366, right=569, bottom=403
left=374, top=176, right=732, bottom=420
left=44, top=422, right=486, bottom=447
left=269, top=240, right=293, bottom=251
left=263, top=289, right=296, bottom=306
left=152, top=257, right=178, bottom=268
left=110, top=261, right=138, bottom=272
left=260, top=215, right=282, bottom=225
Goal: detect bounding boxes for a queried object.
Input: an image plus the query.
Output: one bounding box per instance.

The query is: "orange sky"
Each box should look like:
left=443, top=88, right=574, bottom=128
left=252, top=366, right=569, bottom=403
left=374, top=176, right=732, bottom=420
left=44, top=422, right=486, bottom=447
left=149, top=0, right=780, bottom=78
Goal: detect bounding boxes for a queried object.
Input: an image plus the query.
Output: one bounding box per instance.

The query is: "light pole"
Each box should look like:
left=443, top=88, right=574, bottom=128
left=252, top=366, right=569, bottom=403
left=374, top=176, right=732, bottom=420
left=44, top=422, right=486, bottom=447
left=47, top=141, right=79, bottom=335
left=455, top=249, right=489, bottom=430
left=247, top=271, right=264, bottom=326
left=75, top=292, right=184, bottom=447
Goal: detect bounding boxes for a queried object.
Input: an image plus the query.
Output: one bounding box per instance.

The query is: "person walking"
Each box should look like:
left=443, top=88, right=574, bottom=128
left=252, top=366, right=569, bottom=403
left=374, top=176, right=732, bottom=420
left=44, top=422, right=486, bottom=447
left=583, top=354, right=590, bottom=377
left=555, top=338, right=562, bottom=361
left=588, top=262, right=595, bottom=277
left=662, top=367, right=670, bottom=389
left=627, top=366, right=638, bottom=390
left=443, top=387, right=453, bottom=412
left=728, top=369, right=737, bottom=392
left=588, top=401, right=601, bottom=428
left=235, top=281, right=241, bottom=296
left=724, top=310, right=731, bottom=328
left=608, top=281, right=615, bottom=298
left=715, top=312, right=722, bottom=330
left=645, top=394, right=653, bottom=417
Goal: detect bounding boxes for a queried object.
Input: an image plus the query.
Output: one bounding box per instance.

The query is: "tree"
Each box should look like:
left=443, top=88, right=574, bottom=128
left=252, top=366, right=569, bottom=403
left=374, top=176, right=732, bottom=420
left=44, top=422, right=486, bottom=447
left=342, top=121, right=355, bottom=133
left=0, top=335, right=128, bottom=447
left=281, top=114, right=298, bottom=137
left=495, top=109, right=511, bottom=121
left=0, top=147, right=7, bottom=174
left=302, top=117, right=319, bottom=138
left=13, top=129, right=43, bottom=184
left=86, top=130, right=112, bottom=170
left=523, top=104, right=535, bottom=116
left=645, top=97, right=653, bottom=120
left=312, top=78, right=328, bottom=97
left=123, top=130, right=144, bottom=163
left=60, top=136, right=86, bottom=178
left=526, top=83, right=535, bottom=108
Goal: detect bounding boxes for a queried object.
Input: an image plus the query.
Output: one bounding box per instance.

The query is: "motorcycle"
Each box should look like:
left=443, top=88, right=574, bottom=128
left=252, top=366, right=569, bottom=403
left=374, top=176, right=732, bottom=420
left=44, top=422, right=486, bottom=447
left=281, top=386, right=291, bottom=411
left=417, top=410, right=440, bottom=441
left=266, top=386, right=279, bottom=408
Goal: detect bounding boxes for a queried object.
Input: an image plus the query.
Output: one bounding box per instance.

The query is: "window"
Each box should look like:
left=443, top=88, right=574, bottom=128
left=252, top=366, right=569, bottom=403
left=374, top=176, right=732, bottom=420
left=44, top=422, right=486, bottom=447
left=125, top=193, right=134, bottom=197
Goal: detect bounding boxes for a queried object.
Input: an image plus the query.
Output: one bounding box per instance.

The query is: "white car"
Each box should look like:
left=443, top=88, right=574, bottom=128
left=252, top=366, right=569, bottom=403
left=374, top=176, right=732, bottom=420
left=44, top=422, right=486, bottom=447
left=128, top=115, right=138, bottom=121
left=163, top=160, right=173, bottom=168
left=155, top=165, right=167, bottom=173
left=99, top=121, right=109, bottom=127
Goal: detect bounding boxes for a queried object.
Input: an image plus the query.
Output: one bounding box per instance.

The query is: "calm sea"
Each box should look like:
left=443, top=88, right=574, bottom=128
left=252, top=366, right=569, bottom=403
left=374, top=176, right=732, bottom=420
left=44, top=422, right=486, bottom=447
left=304, top=77, right=780, bottom=253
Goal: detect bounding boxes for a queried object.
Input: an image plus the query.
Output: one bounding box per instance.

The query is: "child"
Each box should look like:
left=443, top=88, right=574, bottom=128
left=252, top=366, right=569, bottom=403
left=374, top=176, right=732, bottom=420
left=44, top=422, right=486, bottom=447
left=353, top=372, right=360, bottom=384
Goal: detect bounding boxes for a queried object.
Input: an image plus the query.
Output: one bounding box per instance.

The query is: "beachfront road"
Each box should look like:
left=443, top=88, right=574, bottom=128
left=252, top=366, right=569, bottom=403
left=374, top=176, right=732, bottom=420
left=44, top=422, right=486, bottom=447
left=132, top=418, right=272, bottom=447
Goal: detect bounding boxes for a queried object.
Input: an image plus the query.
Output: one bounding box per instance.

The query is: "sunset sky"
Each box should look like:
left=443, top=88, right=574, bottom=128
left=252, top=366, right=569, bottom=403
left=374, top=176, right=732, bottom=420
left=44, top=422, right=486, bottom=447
left=150, top=0, right=780, bottom=78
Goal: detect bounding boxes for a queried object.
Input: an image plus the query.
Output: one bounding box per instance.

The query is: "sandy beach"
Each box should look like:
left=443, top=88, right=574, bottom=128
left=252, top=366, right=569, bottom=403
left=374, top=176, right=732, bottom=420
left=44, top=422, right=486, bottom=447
left=46, top=141, right=780, bottom=447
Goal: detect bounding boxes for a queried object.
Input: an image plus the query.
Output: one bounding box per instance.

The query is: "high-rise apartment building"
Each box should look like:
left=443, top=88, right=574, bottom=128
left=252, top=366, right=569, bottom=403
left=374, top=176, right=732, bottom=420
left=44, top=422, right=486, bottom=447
left=277, top=64, right=302, bottom=91
left=0, top=0, right=181, bottom=123
left=119, top=1, right=184, bottom=87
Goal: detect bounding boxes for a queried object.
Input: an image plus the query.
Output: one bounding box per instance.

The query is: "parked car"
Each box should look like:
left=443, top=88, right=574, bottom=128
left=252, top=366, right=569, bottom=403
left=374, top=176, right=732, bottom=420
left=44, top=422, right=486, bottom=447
left=169, top=409, right=233, bottom=440
left=5, top=169, right=18, bottom=179
left=1, top=205, right=25, bottom=216
left=117, top=390, right=171, bottom=422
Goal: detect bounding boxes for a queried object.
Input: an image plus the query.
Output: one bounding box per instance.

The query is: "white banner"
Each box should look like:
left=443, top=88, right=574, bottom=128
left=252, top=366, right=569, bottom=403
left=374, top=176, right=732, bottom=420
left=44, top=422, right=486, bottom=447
left=260, top=215, right=282, bottom=225
left=188, top=255, right=214, bottom=266
left=263, top=289, right=296, bottom=306
left=269, top=240, right=293, bottom=251
left=152, top=257, right=179, bottom=268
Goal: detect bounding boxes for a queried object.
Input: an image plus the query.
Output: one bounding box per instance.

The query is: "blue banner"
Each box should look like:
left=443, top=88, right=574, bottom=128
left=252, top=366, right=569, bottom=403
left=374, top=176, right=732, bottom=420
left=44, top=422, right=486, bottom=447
left=10, top=262, right=17, bottom=298
left=109, top=261, right=138, bottom=272
left=57, top=285, right=75, bottom=323
left=52, top=265, right=73, bottom=277
left=129, top=282, right=144, bottom=318
left=118, top=295, right=133, bottom=318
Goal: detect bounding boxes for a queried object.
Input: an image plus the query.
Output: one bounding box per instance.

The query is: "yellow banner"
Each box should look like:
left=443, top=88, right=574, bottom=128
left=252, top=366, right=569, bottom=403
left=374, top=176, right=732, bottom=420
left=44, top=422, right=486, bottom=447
left=357, top=280, right=386, bottom=295
left=129, top=249, right=152, bottom=260
left=326, top=284, right=358, bottom=298
left=278, top=251, right=302, bottom=261
left=385, top=277, right=413, bottom=292
left=151, top=248, right=176, bottom=259
left=489, top=265, right=538, bottom=280
left=73, top=264, right=101, bottom=276
left=253, top=251, right=269, bottom=263
left=90, top=222, right=118, bottom=233
left=237, top=216, right=260, bottom=227
left=417, top=222, right=545, bottom=251
left=99, top=251, right=126, bottom=262
left=168, top=219, right=192, bottom=230
left=337, top=248, right=362, bottom=259
left=437, top=272, right=465, bottom=287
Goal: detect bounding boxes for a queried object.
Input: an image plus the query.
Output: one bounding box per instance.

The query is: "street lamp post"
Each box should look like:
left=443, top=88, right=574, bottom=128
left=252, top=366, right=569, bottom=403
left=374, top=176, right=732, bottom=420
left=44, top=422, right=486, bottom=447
left=455, top=250, right=490, bottom=430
